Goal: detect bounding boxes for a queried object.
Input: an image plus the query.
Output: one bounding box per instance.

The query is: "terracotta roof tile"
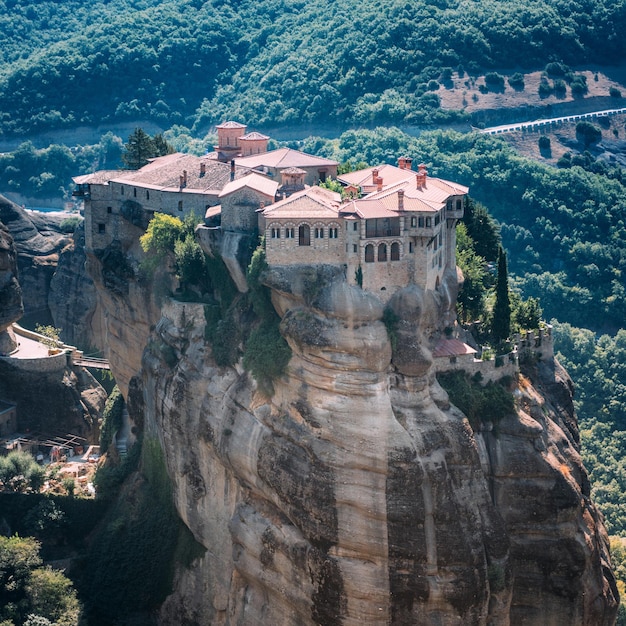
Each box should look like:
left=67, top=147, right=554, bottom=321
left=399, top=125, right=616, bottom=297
left=261, top=187, right=341, bottom=220
left=216, top=120, right=246, bottom=129
left=432, top=339, right=477, bottom=358
left=236, top=147, right=338, bottom=169
left=218, top=173, right=279, bottom=198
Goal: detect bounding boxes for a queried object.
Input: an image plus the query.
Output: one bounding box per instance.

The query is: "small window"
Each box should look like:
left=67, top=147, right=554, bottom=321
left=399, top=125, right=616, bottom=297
left=409, top=241, right=414, bottom=253
left=146, top=190, right=150, bottom=200
left=133, top=187, right=137, bottom=198
left=178, top=201, right=183, bottom=211
left=378, top=243, right=387, bottom=262
left=121, top=186, right=125, bottom=195
left=365, top=244, right=375, bottom=263
left=426, top=217, right=432, bottom=227
left=98, top=223, right=106, bottom=233
left=418, top=217, right=424, bottom=228
left=435, top=213, right=440, bottom=226
left=329, top=227, right=338, bottom=239
left=447, top=200, right=452, bottom=211
left=439, top=232, right=442, bottom=246
left=286, top=228, right=294, bottom=239
left=353, top=222, right=358, bottom=231
left=315, top=227, right=324, bottom=239
left=411, top=216, right=417, bottom=227
left=456, top=199, right=462, bottom=211
left=107, top=206, right=112, bottom=214
left=391, top=242, right=400, bottom=261
left=271, top=228, right=280, bottom=239
left=353, top=244, right=358, bottom=253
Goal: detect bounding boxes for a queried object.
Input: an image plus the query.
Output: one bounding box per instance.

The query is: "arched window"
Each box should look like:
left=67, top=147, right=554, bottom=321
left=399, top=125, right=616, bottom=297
left=299, top=224, right=311, bottom=246
left=315, top=226, right=324, bottom=239
left=391, top=242, right=400, bottom=261
left=365, top=244, right=375, bottom=263
left=378, top=243, right=387, bottom=262
left=271, top=227, right=280, bottom=239
left=329, top=227, right=338, bottom=239
left=285, top=227, right=294, bottom=239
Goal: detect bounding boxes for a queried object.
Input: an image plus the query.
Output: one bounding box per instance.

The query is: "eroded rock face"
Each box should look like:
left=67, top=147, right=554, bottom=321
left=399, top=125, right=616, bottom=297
left=49, top=223, right=98, bottom=347
left=0, top=221, right=23, bottom=352
left=90, top=259, right=618, bottom=625
left=0, top=196, right=71, bottom=321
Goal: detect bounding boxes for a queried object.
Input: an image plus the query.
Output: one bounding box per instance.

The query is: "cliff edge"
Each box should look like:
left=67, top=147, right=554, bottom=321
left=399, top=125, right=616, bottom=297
left=86, top=243, right=618, bottom=624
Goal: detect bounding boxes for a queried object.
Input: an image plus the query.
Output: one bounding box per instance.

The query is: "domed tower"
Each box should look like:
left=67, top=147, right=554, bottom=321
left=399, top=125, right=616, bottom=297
left=214, top=121, right=247, bottom=162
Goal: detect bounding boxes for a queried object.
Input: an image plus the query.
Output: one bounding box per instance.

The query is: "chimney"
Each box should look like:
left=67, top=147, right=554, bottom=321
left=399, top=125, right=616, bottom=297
left=179, top=174, right=184, bottom=188
left=230, top=159, right=235, bottom=182
left=372, top=168, right=379, bottom=184
left=398, top=157, right=406, bottom=170
left=183, top=170, right=188, bottom=186
left=416, top=173, right=426, bottom=188
left=405, top=157, right=413, bottom=170
left=418, top=163, right=427, bottom=175
left=200, top=162, right=206, bottom=177
left=398, top=189, right=405, bottom=211
left=376, top=176, right=383, bottom=192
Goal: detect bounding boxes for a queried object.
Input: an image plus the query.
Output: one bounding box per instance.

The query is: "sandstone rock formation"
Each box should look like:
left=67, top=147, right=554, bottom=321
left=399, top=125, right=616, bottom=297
left=86, top=242, right=618, bottom=624
left=0, top=214, right=105, bottom=440
left=0, top=221, right=23, bottom=354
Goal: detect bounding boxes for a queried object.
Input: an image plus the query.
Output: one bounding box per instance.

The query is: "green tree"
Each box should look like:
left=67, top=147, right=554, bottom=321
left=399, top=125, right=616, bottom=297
left=140, top=213, right=184, bottom=263
left=463, top=198, right=500, bottom=262
left=174, top=234, right=208, bottom=291
left=491, top=246, right=511, bottom=344
left=122, top=128, right=174, bottom=170
left=0, top=535, right=80, bottom=625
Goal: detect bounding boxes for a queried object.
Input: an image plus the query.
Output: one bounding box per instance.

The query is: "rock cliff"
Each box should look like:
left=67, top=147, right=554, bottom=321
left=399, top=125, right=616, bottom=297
left=86, top=242, right=618, bottom=624
left=0, top=219, right=104, bottom=439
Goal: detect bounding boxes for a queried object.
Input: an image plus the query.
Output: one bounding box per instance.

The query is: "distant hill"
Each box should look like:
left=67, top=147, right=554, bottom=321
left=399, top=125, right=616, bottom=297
left=1, top=0, right=626, bottom=137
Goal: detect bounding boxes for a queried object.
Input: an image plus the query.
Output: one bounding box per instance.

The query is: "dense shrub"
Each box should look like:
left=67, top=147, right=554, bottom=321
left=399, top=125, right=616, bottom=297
left=438, top=370, right=515, bottom=429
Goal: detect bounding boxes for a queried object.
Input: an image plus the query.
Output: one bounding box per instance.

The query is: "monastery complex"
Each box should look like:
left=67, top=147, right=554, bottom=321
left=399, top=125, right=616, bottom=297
left=75, top=121, right=468, bottom=303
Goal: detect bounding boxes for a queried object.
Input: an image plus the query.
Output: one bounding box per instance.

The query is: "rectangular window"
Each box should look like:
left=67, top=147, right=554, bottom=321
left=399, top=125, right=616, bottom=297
left=178, top=201, right=183, bottom=211
left=439, top=232, right=442, bottom=246
left=425, top=217, right=432, bottom=228
left=353, top=244, right=358, bottom=253
left=133, top=187, right=137, bottom=197
left=271, top=228, right=280, bottom=239
left=329, top=228, right=338, bottom=239
left=315, top=228, right=324, bottom=239
left=286, top=228, right=294, bottom=239
left=435, top=213, right=440, bottom=226
left=418, top=217, right=424, bottom=228
left=121, top=186, right=124, bottom=195
left=98, top=223, right=106, bottom=233
left=411, top=216, right=417, bottom=227
left=409, top=242, right=414, bottom=253
left=456, top=199, right=462, bottom=211
left=353, top=222, right=358, bottom=231
left=107, top=206, right=112, bottom=214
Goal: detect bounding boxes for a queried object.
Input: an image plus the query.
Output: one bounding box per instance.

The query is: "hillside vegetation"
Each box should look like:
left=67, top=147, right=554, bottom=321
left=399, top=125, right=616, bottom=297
left=1, top=0, right=626, bottom=135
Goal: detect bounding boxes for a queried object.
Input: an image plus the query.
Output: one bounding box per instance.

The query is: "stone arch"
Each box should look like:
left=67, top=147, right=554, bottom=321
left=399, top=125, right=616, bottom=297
left=328, top=222, right=340, bottom=240
left=313, top=222, right=326, bottom=240
left=365, top=244, right=375, bottom=263
left=391, top=241, right=400, bottom=261
left=268, top=222, right=282, bottom=239
left=284, top=222, right=296, bottom=240
left=378, top=243, right=387, bottom=262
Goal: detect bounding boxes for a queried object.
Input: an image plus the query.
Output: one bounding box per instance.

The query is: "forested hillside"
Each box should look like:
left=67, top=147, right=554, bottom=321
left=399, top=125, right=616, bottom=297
left=1, top=0, right=626, bottom=136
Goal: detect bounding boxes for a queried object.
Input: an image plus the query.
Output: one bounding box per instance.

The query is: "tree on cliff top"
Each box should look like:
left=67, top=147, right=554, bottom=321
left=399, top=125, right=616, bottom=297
left=491, top=246, right=511, bottom=344
left=122, top=128, right=174, bottom=170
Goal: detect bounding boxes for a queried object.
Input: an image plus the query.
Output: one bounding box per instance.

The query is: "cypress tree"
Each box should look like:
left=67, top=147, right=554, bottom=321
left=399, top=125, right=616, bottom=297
left=491, top=246, right=511, bottom=345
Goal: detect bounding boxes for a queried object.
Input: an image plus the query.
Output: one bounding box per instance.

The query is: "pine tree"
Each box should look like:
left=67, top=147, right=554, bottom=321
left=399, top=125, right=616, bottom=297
left=491, top=246, right=511, bottom=345
left=122, top=128, right=173, bottom=170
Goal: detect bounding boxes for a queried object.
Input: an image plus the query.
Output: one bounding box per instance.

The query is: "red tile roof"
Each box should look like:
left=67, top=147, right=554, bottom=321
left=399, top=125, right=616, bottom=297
left=261, top=187, right=341, bottom=220
left=432, top=339, right=477, bottom=358
left=236, top=147, right=338, bottom=169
